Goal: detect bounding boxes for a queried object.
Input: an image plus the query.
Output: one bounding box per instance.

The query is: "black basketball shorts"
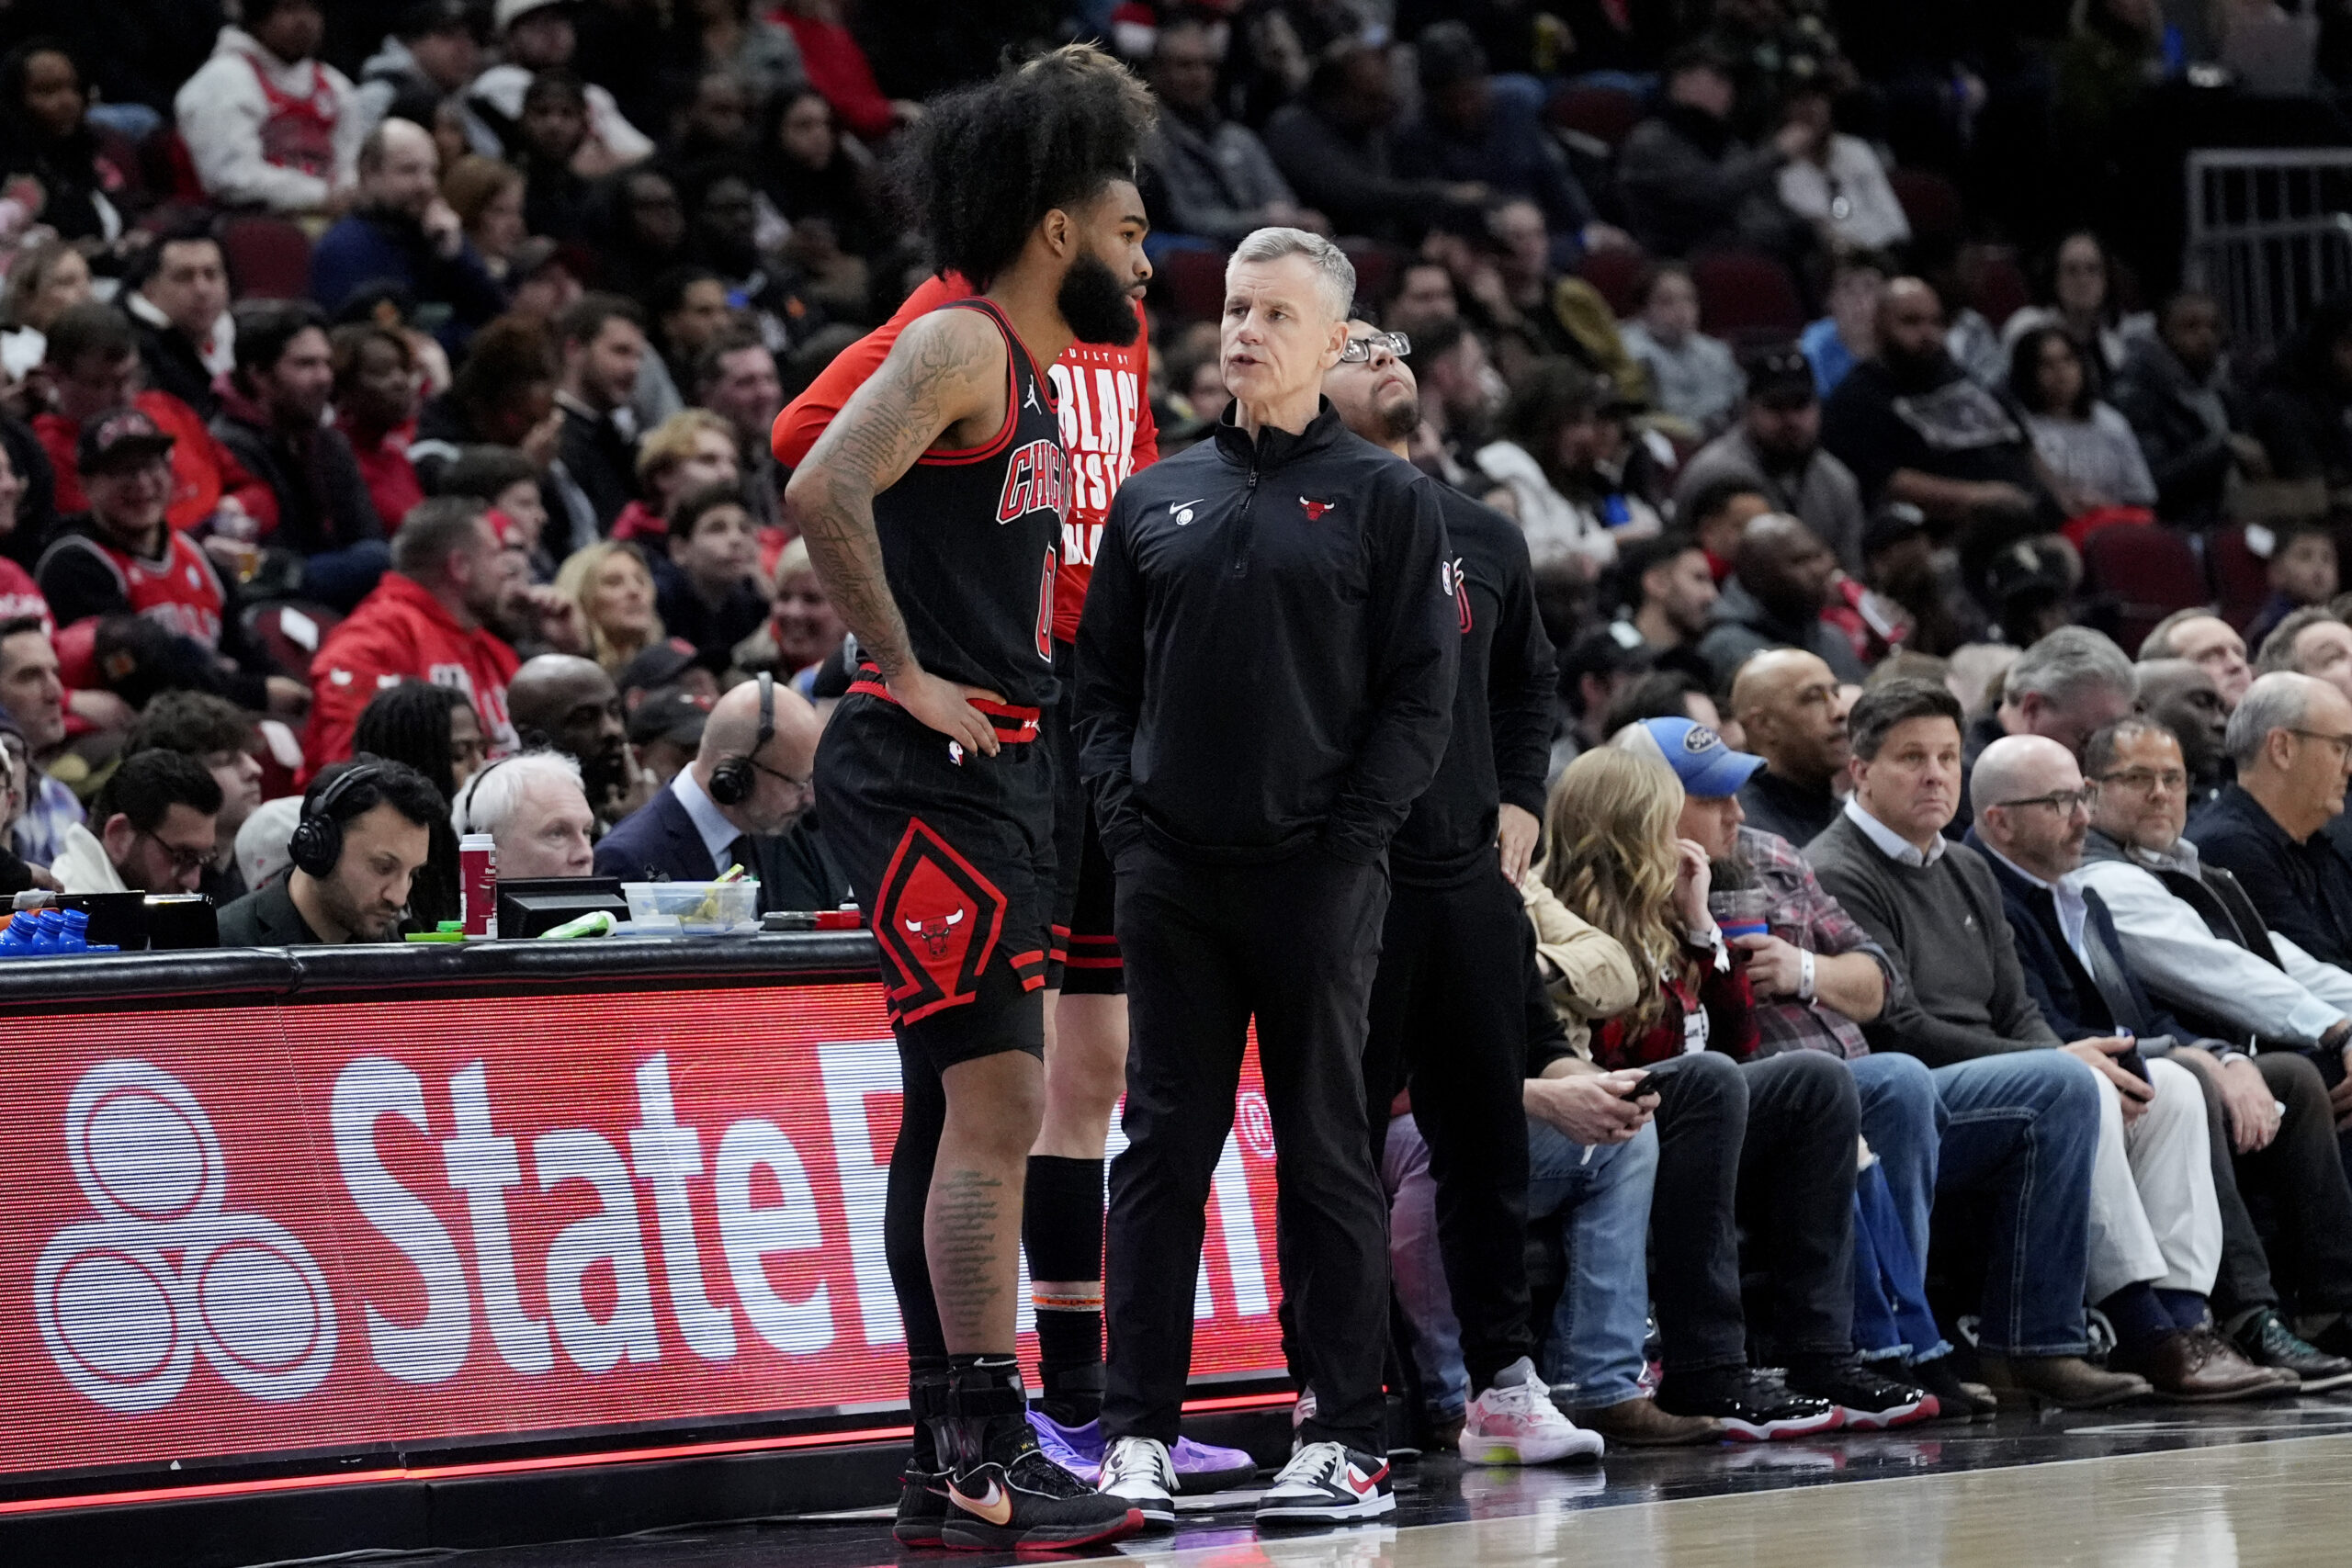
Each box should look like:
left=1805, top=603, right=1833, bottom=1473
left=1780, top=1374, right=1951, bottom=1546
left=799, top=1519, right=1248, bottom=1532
left=1043, top=638, right=1123, bottom=996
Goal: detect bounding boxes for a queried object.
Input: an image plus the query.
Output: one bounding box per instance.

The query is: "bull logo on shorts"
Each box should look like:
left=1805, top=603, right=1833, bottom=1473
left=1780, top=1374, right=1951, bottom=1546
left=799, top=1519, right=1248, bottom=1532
left=905, top=908, right=966, bottom=958
left=875, top=820, right=1008, bottom=1025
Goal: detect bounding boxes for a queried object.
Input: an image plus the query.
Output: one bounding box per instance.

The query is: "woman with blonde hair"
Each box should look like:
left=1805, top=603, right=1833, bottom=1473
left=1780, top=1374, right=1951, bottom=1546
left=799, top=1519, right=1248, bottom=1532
left=0, top=235, right=90, bottom=381
left=611, top=407, right=741, bottom=547
left=555, top=540, right=664, bottom=674
left=1535, top=741, right=1925, bottom=1438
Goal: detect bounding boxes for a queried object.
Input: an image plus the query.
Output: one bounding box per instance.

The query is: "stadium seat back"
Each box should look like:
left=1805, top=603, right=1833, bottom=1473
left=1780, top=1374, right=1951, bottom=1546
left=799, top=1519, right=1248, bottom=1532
left=2080, top=525, right=2208, bottom=650
left=2207, top=525, right=2273, bottom=630
left=1690, top=251, right=1804, bottom=338
left=1547, top=85, right=1644, bottom=148
left=1577, top=244, right=1651, bottom=318
left=220, top=216, right=314, bottom=301
left=1888, top=167, right=1964, bottom=251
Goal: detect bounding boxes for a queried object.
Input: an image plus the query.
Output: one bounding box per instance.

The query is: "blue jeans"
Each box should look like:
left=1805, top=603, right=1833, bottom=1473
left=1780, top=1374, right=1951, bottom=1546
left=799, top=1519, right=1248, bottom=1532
left=1849, top=1052, right=1951, bottom=1362
left=1384, top=1110, right=1657, bottom=1417
left=1928, top=1051, right=2103, bottom=1356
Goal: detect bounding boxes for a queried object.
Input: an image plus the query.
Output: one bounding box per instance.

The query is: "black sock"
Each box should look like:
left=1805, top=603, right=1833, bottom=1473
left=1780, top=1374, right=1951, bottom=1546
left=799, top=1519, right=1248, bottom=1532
left=2155, top=1288, right=2210, bottom=1333
left=908, top=1356, right=950, bottom=1473
left=2099, top=1283, right=2177, bottom=1352
left=1023, top=1154, right=1106, bottom=1422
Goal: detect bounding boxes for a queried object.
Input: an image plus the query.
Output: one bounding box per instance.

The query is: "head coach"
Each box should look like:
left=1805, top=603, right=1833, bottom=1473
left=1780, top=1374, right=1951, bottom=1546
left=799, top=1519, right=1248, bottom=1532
left=1075, top=227, right=1458, bottom=1524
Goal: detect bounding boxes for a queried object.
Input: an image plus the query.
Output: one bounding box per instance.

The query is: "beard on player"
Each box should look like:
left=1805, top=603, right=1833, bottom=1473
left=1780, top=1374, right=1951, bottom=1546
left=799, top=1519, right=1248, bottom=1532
left=1373, top=384, right=1420, bottom=444
left=1058, top=251, right=1142, bottom=346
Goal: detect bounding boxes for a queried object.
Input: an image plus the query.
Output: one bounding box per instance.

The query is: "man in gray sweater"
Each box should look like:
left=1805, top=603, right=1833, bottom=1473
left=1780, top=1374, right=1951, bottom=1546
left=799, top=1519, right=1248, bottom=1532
left=1804, top=678, right=2143, bottom=1408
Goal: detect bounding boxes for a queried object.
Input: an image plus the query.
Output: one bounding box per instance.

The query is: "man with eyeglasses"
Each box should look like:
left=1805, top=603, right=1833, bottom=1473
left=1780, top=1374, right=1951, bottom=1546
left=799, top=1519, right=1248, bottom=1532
left=2077, top=716, right=2352, bottom=1383
left=2191, top=672, right=2352, bottom=977
left=51, top=749, right=222, bottom=897
left=1966, top=733, right=2291, bottom=1402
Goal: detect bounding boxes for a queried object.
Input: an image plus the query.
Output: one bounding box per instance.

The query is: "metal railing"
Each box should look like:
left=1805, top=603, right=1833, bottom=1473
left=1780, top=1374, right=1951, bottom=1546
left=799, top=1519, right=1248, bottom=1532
left=2182, top=148, right=2352, bottom=359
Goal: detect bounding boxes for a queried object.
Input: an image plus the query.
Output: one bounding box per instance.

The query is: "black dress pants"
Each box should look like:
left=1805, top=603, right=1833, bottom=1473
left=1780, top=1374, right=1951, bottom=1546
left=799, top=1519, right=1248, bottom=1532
left=2227, top=1052, right=2352, bottom=1316
left=1102, top=839, right=1394, bottom=1452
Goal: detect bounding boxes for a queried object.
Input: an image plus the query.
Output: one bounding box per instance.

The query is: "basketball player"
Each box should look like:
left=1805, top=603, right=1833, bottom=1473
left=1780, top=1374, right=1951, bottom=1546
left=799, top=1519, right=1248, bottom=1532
left=780, top=46, right=1156, bottom=1553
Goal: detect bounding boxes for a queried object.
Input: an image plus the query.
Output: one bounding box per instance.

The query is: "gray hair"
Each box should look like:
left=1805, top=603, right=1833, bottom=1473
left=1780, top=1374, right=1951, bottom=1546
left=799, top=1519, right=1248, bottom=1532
left=1227, top=227, right=1355, bottom=321
left=451, top=750, right=586, bottom=840
left=2226, top=671, right=2318, bottom=768
left=2003, top=626, right=2134, bottom=708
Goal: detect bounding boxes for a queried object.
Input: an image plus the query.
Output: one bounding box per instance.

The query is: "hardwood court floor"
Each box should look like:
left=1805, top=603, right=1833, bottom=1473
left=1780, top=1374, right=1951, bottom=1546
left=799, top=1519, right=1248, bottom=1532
left=412, top=1401, right=2352, bottom=1568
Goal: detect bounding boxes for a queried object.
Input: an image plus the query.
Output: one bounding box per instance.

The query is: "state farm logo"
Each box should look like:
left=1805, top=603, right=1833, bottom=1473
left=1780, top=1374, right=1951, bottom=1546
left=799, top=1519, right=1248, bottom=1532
left=35, top=1061, right=336, bottom=1414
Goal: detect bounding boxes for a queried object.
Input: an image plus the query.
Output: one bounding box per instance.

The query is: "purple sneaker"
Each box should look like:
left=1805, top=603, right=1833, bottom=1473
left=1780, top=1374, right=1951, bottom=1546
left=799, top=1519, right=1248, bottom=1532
left=1029, top=1410, right=1104, bottom=1484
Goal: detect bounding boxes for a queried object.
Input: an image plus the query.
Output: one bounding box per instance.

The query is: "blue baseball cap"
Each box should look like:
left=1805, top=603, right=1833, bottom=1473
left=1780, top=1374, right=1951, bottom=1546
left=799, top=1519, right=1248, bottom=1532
left=1613, top=716, right=1764, bottom=798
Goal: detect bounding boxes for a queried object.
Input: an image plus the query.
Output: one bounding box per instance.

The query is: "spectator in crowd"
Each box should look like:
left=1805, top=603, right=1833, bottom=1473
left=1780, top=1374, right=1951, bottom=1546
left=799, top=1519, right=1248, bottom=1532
left=0, top=41, right=144, bottom=248
left=1803, top=679, right=2148, bottom=1408
left=1402, top=316, right=1500, bottom=485
left=51, top=747, right=220, bottom=896
left=1732, top=649, right=1849, bottom=848
left=1966, top=733, right=2292, bottom=1402
left=217, top=756, right=442, bottom=945
left=655, top=480, right=766, bottom=676
left=451, top=746, right=595, bottom=879
left=664, top=66, right=756, bottom=188
left=352, top=678, right=483, bottom=929
left=123, top=229, right=233, bottom=420
left=471, top=0, right=654, bottom=175
left=771, top=0, right=917, bottom=143
left=1602, top=670, right=1729, bottom=742
left=1263, top=38, right=1484, bottom=245
left=685, top=167, right=820, bottom=353
left=763, top=536, right=844, bottom=686
left=1618, top=44, right=1810, bottom=263
left=691, top=326, right=786, bottom=525
left=37, top=302, right=270, bottom=534
left=311, top=118, right=507, bottom=338
left=2011, top=326, right=2157, bottom=520
left=1385, top=261, right=1462, bottom=339
left=542, top=293, right=648, bottom=544
left=331, top=324, right=426, bottom=533
left=506, top=651, right=639, bottom=826
left=594, top=669, right=832, bottom=909
left=2255, top=606, right=2352, bottom=705
left=589, top=166, right=693, bottom=306
left=0, top=713, right=43, bottom=892
left=1614, top=530, right=1716, bottom=687
left=1540, top=744, right=1924, bottom=1436
left=1801, top=254, right=1885, bottom=401
left=353, top=1, right=482, bottom=141
left=2140, top=610, right=2254, bottom=711
left=1821, top=278, right=2053, bottom=583
left=2246, top=525, right=2339, bottom=651
left=174, top=0, right=362, bottom=216
left=1697, top=512, right=1865, bottom=688
left=554, top=538, right=663, bottom=675
left=1477, top=359, right=1661, bottom=588
left=122, top=691, right=263, bottom=905
left=2002, top=231, right=2146, bottom=389
left=631, top=268, right=725, bottom=433
left=36, top=408, right=301, bottom=716
left=2111, top=291, right=2256, bottom=525
left=0, top=445, right=47, bottom=625
left=511, top=71, right=598, bottom=243
left=441, top=154, right=528, bottom=281
left=0, top=239, right=90, bottom=388
left=210, top=300, right=390, bottom=612
left=662, top=0, right=805, bottom=116
left=1141, top=17, right=1320, bottom=247
left=2191, top=671, right=2352, bottom=973
left=1678, top=475, right=1773, bottom=581
left=408, top=313, right=560, bottom=493
left=612, top=406, right=739, bottom=549
left=1619, top=265, right=1742, bottom=439
left=1952, top=626, right=2138, bottom=838
left=760, top=87, right=883, bottom=299
left=234, top=795, right=300, bottom=896
left=1774, top=81, right=1909, bottom=256
left=1398, top=23, right=1607, bottom=255
left=2076, top=716, right=2352, bottom=1378
left=307, top=497, right=521, bottom=771
left=2137, top=658, right=2231, bottom=807
left=625, top=684, right=707, bottom=787
left=435, top=444, right=552, bottom=574
left=1553, top=635, right=1654, bottom=766
left=1675, top=344, right=1867, bottom=572
left=0, top=616, right=84, bottom=865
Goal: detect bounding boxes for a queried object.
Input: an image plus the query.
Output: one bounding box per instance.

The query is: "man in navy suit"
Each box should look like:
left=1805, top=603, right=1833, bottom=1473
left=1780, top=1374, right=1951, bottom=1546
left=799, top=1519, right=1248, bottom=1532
left=594, top=672, right=848, bottom=912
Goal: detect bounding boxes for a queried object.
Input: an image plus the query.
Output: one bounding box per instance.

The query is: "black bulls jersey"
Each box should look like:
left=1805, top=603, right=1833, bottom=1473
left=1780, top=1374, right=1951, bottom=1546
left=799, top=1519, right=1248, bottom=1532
left=866, top=299, right=1067, bottom=708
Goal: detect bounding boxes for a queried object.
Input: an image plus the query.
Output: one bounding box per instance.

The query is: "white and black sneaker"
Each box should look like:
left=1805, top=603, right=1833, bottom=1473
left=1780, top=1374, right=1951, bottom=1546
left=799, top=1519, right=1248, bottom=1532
left=1656, top=1366, right=1843, bottom=1443
left=1255, top=1440, right=1395, bottom=1527
left=1101, top=1435, right=1177, bottom=1528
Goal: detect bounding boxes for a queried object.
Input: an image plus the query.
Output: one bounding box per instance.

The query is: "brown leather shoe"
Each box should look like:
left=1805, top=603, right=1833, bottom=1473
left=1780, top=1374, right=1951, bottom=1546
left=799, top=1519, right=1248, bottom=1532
left=2119, top=1326, right=2303, bottom=1404
left=1977, top=1354, right=2152, bottom=1409
left=1570, top=1396, right=1726, bottom=1448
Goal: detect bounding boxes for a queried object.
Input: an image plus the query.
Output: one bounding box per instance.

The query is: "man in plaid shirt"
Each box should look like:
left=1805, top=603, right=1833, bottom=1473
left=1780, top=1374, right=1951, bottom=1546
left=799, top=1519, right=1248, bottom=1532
left=1736, top=824, right=1891, bottom=1059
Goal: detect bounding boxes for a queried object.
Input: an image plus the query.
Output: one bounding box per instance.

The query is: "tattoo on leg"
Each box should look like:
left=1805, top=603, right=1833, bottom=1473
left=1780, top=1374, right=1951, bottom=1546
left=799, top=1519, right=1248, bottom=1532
left=930, top=1166, right=1007, bottom=1344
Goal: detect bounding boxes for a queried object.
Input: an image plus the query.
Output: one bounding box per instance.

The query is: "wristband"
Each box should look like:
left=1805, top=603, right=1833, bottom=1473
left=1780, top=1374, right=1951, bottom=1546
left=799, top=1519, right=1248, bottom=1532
left=1798, top=948, right=1816, bottom=1002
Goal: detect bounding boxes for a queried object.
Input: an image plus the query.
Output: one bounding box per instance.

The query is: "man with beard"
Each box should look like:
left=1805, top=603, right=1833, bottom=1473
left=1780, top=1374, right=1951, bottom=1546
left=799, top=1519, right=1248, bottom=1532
left=770, top=91, right=1181, bottom=1492
left=1319, top=321, right=1599, bottom=1460
left=1821, top=277, right=2057, bottom=595
left=1078, top=228, right=1455, bottom=1527
left=1733, top=648, right=1850, bottom=847
left=1615, top=530, right=1716, bottom=687
left=2139, top=658, right=2232, bottom=808
left=1674, top=344, right=1867, bottom=573
left=505, top=653, right=640, bottom=828
left=218, top=758, right=442, bottom=945
left=778, top=45, right=1157, bottom=1553
left=310, top=118, right=507, bottom=337
left=1696, top=513, right=1865, bottom=687
left=696, top=328, right=788, bottom=528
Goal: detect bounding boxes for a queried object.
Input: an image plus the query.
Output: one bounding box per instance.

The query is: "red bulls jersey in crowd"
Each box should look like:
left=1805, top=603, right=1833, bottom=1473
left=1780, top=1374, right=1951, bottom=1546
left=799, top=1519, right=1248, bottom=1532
left=40, top=528, right=225, bottom=645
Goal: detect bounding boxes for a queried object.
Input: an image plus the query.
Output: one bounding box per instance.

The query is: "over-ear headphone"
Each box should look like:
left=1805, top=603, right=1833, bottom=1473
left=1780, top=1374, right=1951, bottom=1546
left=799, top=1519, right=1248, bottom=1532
left=289, top=762, right=386, bottom=880
left=707, top=671, right=775, bottom=808
left=453, top=754, right=515, bottom=837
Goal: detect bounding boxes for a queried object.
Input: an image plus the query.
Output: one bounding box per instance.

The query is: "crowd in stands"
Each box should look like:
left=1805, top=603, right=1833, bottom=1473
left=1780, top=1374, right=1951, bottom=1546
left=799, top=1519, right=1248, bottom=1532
left=11, top=0, right=2352, bottom=1451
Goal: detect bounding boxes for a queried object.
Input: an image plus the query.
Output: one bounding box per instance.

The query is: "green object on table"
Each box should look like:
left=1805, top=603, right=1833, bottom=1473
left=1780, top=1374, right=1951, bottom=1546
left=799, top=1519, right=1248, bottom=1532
left=538, top=910, right=616, bottom=940
left=404, top=930, right=466, bottom=943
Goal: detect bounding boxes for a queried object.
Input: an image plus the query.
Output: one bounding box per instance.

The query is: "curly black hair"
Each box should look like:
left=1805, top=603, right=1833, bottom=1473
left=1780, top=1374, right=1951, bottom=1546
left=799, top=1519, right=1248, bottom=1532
left=898, top=43, right=1156, bottom=293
